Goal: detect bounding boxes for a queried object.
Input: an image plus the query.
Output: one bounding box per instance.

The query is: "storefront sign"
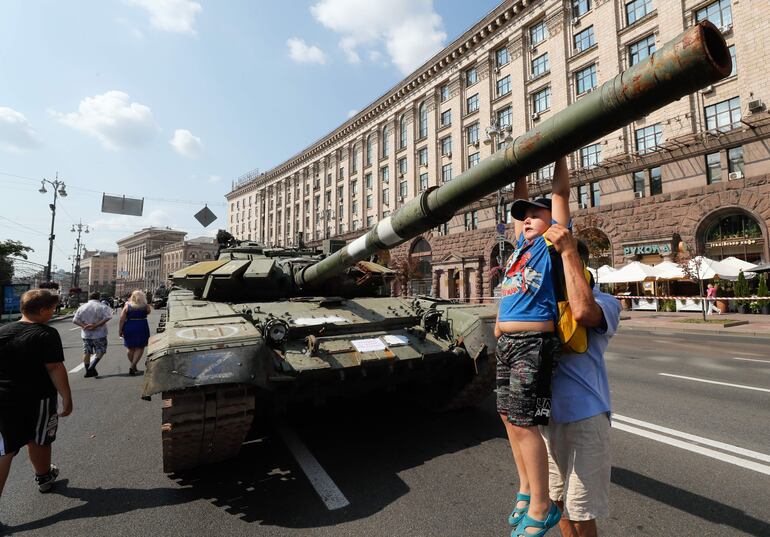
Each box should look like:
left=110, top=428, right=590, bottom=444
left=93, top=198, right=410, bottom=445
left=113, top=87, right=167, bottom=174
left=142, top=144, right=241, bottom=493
left=623, top=244, right=671, bottom=256
left=706, top=239, right=759, bottom=248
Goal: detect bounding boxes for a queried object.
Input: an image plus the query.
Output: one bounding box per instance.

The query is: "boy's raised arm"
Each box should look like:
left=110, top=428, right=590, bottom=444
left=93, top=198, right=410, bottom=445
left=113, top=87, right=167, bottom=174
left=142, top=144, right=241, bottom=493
left=551, top=156, right=571, bottom=227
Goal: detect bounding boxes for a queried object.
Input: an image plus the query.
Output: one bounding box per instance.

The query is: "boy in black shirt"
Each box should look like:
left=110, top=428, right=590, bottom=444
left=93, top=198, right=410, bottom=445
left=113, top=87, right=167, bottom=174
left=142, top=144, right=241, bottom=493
left=0, top=289, right=73, bottom=497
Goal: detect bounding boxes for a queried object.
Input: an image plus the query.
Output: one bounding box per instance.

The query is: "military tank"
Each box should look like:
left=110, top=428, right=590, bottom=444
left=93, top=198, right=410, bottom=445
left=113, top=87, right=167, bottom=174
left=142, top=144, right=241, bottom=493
left=143, top=21, right=731, bottom=473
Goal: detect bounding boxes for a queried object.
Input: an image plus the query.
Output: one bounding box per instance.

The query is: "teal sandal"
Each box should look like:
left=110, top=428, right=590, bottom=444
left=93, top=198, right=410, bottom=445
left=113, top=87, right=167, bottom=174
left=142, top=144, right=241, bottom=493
left=508, top=492, right=530, bottom=526
left=512, top=502, right=561, bottom=537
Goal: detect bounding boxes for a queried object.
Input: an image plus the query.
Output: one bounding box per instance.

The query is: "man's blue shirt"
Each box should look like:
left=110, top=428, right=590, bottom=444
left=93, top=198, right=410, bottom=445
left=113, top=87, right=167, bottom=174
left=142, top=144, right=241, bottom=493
left=551, top=287, right=621, bottom=424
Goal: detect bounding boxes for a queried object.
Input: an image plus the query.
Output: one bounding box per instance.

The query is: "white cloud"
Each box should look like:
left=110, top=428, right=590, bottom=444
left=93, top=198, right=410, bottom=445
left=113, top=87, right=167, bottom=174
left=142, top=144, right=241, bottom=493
left=287, top=38, right=327, bottom=65
left=52, top=91, right=159, bottom=150
left=127, top=0, right=202, bottom=35
left=310, top=0, right=446, bottom=74
left=347, top=109, right=358, bottom=118
left=0, top=107, right=41, bottom=152
left=169, top=129, right=203, bottom=159
left=208, top=175, right=222, bottom=183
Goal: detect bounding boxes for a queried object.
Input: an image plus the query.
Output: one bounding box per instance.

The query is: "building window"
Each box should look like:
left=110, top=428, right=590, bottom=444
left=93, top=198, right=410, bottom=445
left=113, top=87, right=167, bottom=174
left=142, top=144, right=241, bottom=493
left=625, top=0, right=652, bottom=26
left=367, top=216, right=374, bottom=227
left=695, top=0, right=732, bottom=29
left=727, top=146, right=744, bottom=175
left=381, top=166, right=389, bottom=184
left=536, top=163, right=554, bottom=182
left=440, top=84, right=450, bottom=102
left=338, top=167, right=344, bottom=180
left=441, top=136, right=452, bottom=156
left=382, top=125, right=389, bottom=158
left=382, top=187, right=389, bottom=206
left=649, top=166, right=662, bottom=195
left=728, top=44, right=736, bottom=77
left=466, top=93, right=479, bottom=114
left=496, top=46, right=510, bottom=67
left=629, top=34, right=655, bottom=66
left=442, top=163, right=453, bottom=182
left=351, top=145, right=358, bottom=173
left=418, top=102, right=428, bottom=139
left=441, top=109, right=452, bottom=127
left=635, top=123, right=662, bottom=154
left=365, top=172, right=372, bottom=189
left=351, top=180, right=358, bottom=196
left=366, top=193, right=373, bottom=209
left=530, top=20, right=548, bottom=46
left=705, top=152, right=721, bottom=184
left=418, top=147, right=428, bottom=167
left=579, top=143, right=602, bottom=168
left=573, top=26, right=595, bottom=53
left=399, top=180, right=408, bottom=198
left=531, top=53, right=549, bottom=78
left=497, top=75, right=511, bottom=97
left=352, top=199, right=359, bottom=214
left=468, top=152, right=480, bottom=169
left=705, top=96, right=741, bottom=132
left=577, top=184, right=590, bottom=208
left=573, top=0, right=591, bottom=17
left=633, top=170, right=646, bottom=195
left=467, top=123, right=480, bottom=145
left=591, top=181, right=601, bottom=206
left=532, top=87, right=551, bottom=114
left=575, top=64, right=597, bottom=94
left=466, top=66, right=478, bottom=86
left=399, top=114, right=408, bottom=149
left=464, top=210, right=479, bottom=230
left=366, top=135, right=373, bottom=165
left=398, top=157, right=407, bottom=176
left=419, top=172, right=429, bottom=191
left=497, top=106, right=512, bottom=128
left=437, top=222, right=449, bottom=236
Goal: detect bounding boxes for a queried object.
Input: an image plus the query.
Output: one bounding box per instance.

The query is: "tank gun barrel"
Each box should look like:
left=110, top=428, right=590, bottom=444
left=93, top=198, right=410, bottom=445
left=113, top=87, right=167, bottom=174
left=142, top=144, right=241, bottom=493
left=296, top=21, right=731, bottom=289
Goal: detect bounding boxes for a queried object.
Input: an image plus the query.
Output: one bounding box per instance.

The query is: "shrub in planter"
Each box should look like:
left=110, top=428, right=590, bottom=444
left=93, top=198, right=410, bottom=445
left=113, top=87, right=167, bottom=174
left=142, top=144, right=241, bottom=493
left=735, top=270, right=749, bottom=314
left=758, top=273, right=770, bottom=315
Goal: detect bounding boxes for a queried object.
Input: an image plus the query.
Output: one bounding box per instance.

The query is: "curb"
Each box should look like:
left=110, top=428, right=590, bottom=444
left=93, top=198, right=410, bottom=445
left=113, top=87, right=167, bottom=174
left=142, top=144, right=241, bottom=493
left=618, top=325, right=770, bottom=340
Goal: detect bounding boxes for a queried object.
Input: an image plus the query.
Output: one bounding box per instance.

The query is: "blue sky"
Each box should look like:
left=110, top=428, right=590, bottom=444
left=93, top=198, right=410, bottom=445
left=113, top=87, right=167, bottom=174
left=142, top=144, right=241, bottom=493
left=0, top=0, right=500, bottom=272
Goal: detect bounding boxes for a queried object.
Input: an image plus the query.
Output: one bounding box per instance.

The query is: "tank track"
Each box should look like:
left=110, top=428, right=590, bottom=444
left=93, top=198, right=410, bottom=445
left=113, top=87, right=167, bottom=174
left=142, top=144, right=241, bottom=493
left=161, top=384, right=255, bottom=473
left=442, top=354, right=496, bottom=411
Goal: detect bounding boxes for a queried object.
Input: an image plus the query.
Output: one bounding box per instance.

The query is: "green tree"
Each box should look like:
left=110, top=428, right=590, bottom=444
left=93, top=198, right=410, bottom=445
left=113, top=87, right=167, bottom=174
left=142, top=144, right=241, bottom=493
left=734, top=270, right=749, bottom=306
left=757, top=273, right=769, bottom=307
left=0, top=240, right=34, bottom=285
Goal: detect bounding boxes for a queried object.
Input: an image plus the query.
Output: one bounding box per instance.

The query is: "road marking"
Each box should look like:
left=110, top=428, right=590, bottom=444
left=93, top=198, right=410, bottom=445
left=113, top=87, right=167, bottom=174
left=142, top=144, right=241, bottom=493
left=68, top=363, right=85, bottom=374
left=613, top=414, right=770, bottom=463
left=735, top=352, right=763, bottom=357
left=733, top=357, right=770, bottom=364
left=658, top=373, right=770, bottom=393
left=276, top=425, right=350, bottom=511
left=612, top=421, right=770, bottom=476
left=69, top=327, right=80, bottom=331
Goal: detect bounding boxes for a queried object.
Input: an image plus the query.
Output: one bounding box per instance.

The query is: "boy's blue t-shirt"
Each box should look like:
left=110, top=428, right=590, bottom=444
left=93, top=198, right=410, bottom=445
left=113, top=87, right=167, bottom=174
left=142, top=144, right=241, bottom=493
left=498, top=230, right=558, bottom=322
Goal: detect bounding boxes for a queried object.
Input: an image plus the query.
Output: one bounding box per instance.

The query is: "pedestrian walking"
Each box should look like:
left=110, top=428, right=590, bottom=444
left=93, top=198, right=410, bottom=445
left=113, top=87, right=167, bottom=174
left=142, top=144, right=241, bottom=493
left=119, top=290, right=152, bottom=376
left=495, top=156, right=570, bottom=536
left=706, top=283, right=720, bottom=315
left=73, top=292, right=113, bottom=378
left=540, top=226, right=621, bottom=537
left=0, top=289, right=73, bottom=502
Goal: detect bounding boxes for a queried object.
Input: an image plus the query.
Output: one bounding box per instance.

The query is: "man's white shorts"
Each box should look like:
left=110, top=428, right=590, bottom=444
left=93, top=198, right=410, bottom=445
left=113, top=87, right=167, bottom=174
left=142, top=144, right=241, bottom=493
left=541, top=413, right=611, bottom=521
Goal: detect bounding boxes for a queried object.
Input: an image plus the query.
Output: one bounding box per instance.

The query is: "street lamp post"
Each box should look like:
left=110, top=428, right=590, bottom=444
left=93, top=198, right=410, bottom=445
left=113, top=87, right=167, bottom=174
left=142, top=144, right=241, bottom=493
left=71, top=221, right=89, bottom=288
left=39, top=173, right=67, bottom=283
left=484, top=121, right=514, bottom=268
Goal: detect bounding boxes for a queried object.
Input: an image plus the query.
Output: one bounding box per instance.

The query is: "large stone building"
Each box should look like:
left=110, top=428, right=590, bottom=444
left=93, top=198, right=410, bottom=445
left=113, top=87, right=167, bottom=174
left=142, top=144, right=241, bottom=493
left=143, top=236, right=218, bottom=290
left=227, top=0, right=770, bottom=301
left=79, top=250, right=117, bottom=295
left=116, top=227, right=186, bottom=296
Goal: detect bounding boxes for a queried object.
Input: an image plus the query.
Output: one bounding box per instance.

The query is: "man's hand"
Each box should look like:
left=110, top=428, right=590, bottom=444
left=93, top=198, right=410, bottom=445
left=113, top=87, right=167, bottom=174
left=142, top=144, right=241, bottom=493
left=59, top=396, right=73, bottom=417
left=544, top=224, right=576, bottom=255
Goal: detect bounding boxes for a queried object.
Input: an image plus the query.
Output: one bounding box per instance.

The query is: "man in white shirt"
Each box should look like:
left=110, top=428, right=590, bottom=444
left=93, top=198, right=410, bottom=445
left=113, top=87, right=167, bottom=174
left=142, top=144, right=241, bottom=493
left=72, top=293, right=113, bottom=378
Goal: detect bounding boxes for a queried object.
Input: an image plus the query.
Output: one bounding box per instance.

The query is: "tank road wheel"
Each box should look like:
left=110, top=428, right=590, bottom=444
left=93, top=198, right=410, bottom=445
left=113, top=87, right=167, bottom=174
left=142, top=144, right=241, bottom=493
left=161, top=385, right=255, bottom=473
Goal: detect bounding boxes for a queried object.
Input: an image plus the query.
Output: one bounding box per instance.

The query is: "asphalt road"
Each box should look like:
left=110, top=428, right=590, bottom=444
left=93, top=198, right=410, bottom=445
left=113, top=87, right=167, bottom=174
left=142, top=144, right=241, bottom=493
left=2, top=312, right=769, bottom=536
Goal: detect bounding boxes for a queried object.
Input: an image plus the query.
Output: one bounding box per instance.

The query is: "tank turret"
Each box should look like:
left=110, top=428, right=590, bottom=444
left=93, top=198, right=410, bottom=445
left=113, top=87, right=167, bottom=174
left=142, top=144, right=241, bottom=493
left=145, top=22, right=730, bottom=473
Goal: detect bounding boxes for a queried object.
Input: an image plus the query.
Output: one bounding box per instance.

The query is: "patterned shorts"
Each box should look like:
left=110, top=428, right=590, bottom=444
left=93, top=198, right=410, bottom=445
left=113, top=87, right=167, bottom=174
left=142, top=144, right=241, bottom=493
left=496, top=332, right=560, bottom=427
left=83, top=337, right=108, bottom=356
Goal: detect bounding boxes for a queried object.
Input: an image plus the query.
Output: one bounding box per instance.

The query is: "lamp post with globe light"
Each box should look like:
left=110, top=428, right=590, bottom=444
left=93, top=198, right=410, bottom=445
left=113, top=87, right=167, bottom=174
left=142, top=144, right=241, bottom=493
left=71, top=221, right=89, bottom=289
left=39, top=173, right=67, bottom=283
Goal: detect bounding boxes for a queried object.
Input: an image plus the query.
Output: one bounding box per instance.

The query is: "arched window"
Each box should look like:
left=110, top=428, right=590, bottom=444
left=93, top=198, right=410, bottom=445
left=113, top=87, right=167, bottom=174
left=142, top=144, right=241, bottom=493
left=418, top=102, right=428, bottom=139
left=351, top=144, right=358, bottom=173
left=399, top=114, right=408, bottom=149
left=382, top=125, right=389, bottom=158
left=366, top=135, right=373, bottom=166
left=701, top=211, right=765, bottom=263
left=409, top=238, right=433, bottom=295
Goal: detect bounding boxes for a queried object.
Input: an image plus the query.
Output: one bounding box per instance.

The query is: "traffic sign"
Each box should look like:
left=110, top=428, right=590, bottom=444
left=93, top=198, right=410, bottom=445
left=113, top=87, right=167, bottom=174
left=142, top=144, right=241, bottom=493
left=496, top=223, right=506, bottom=234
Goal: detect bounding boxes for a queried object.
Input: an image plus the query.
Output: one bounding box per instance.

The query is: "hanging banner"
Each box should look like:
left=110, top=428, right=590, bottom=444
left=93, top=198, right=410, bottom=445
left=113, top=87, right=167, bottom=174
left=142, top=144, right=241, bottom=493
left=101, top=194, right=144, bottom=216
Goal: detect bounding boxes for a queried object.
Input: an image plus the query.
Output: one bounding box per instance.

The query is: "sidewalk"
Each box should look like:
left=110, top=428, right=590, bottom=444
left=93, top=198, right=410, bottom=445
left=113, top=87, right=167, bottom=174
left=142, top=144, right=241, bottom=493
left=619, top=310, right=770, bottom=339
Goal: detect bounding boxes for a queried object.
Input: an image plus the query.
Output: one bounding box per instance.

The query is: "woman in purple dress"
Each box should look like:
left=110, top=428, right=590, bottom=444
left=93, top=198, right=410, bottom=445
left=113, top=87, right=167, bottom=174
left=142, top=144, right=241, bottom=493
left=119, top=290, right=152, bottom=375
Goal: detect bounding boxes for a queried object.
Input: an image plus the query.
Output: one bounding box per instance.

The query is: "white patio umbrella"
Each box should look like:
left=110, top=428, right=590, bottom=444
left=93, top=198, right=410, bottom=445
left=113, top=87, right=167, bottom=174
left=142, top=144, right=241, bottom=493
left=652, top=261, right=686, bottom=280
left=597, top=265, right=617, bottom=281
left=720, top=256, right=758, bottom=273
left=599, top=261, right=657, bottom=283
left=687, top=256, right=754, bottom=281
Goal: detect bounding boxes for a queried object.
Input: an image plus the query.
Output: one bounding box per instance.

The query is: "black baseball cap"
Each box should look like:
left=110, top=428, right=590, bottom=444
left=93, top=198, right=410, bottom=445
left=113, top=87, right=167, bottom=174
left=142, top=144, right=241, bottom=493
left=510, top=197, right=552, bottom=220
